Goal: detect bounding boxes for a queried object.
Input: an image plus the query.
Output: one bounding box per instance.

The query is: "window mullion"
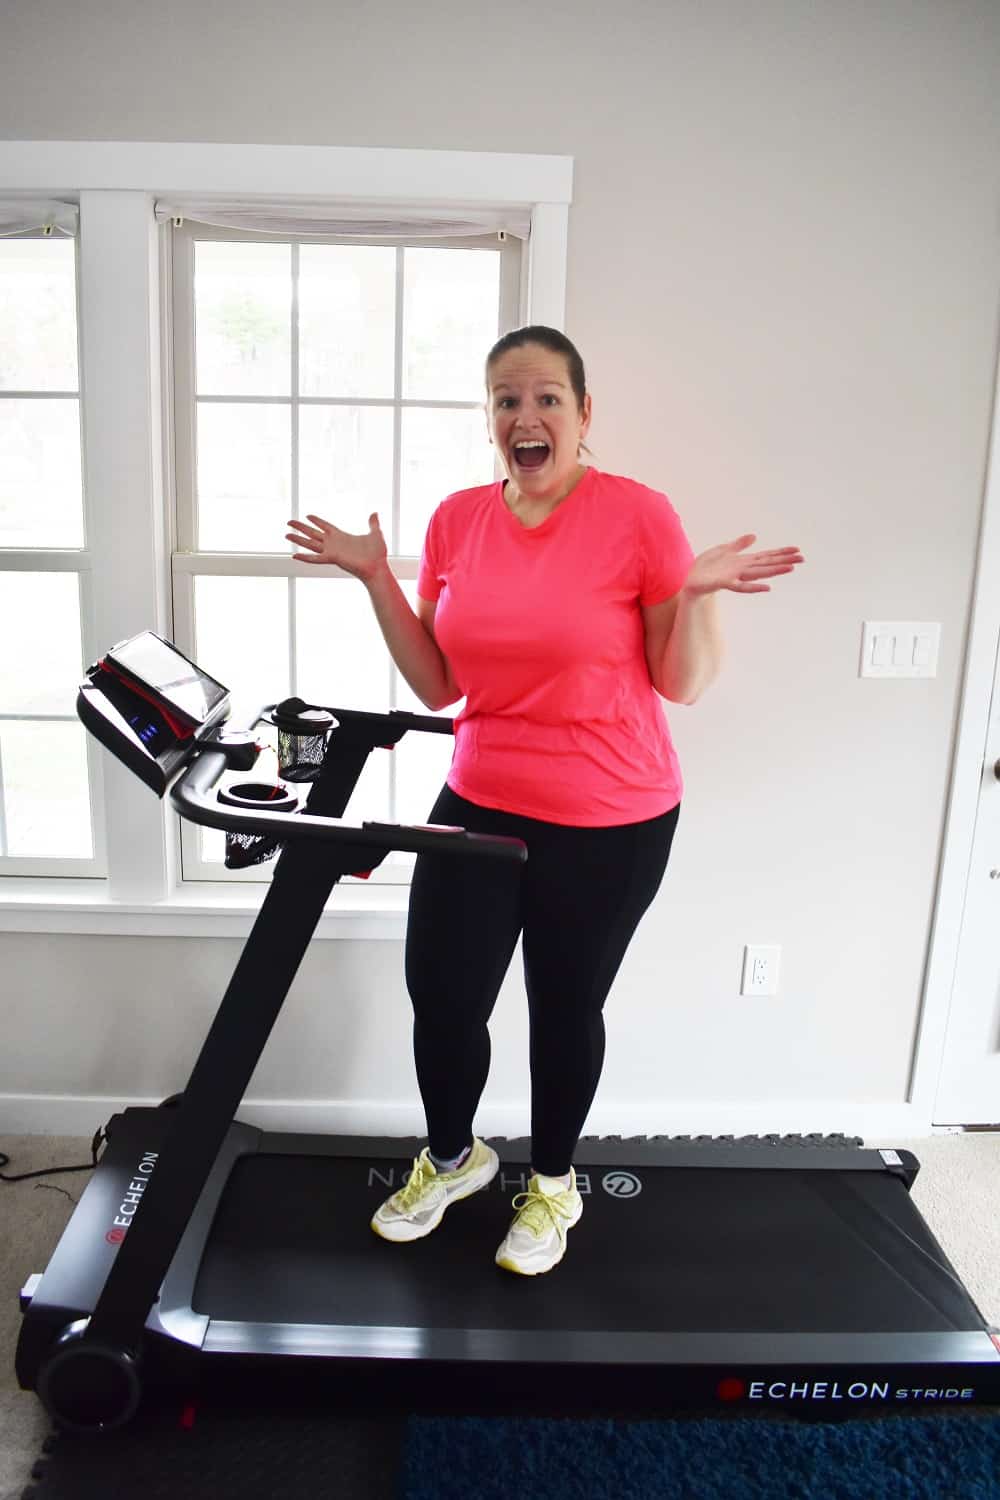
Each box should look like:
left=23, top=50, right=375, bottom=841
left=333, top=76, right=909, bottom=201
left=392, top=246, right=405, bottom=559
left=76, top=564, right=109, bottom=875
left=78, top=189, right=171, bottom=901
left=290, top=242, right=300, bottom=697
left=387, top=245, right=406, bottom=823
left=170, top=227, right=197, bottom=553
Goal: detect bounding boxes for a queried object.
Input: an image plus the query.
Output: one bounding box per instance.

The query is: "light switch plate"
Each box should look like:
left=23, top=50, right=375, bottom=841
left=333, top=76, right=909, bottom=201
left=860, top=622, right=940, bottom=678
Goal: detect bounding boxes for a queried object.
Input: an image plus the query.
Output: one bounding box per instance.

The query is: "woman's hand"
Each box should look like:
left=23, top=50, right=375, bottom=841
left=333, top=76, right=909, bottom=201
left=684, top=534, right=804, bottom=597
left=286, top=512, right=388, bottom=585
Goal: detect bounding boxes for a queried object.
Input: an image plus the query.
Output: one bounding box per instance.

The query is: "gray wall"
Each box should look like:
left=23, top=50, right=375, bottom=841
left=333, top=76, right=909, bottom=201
left=2, top=0, right=999, bottom=1135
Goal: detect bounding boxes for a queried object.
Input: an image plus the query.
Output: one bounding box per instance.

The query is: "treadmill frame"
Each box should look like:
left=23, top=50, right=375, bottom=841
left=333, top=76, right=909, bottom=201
left=18, top=1107, right=1000, bottom=1413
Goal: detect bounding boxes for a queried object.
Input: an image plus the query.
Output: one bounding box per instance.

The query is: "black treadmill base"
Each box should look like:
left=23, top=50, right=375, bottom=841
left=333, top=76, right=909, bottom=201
left=145, top=1346, right=1000, bottom=1421
left=17, top=1118, right=1000, bottom=1420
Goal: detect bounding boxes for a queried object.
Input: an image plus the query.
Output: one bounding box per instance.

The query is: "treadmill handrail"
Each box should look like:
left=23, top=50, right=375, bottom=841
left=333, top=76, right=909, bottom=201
left=270, top=703, right=455, bottom=737
left=243, top=702, right=455, bottom=739
left=170, top=747, right=527, bottom=863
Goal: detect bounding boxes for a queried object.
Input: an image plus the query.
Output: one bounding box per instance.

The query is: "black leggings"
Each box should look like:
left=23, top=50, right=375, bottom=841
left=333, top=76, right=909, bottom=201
left=404, top=787, right=681, bottom=1177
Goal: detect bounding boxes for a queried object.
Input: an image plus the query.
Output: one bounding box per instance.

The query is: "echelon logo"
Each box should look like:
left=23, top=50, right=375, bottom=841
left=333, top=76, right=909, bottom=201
left=717, top=1376, right=977, bottom=1404
left=105, top=1151, right=158, bottom=1243
left=602, top=1171, right=642, bottom=1199
left=367, top=1163, right=646, bottom=1199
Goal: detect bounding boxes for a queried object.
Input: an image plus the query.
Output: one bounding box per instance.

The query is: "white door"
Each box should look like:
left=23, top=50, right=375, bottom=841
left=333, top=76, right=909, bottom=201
left=934, top=628, right=1000, bottom=1124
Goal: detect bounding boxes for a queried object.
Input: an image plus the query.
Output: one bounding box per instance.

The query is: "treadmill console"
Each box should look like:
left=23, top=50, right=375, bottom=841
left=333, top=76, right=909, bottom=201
left=77, top=631, right=232, bottom=796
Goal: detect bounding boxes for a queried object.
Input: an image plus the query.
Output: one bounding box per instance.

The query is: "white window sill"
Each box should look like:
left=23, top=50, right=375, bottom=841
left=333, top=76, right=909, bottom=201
left=0, top=879, right=408, bottom=939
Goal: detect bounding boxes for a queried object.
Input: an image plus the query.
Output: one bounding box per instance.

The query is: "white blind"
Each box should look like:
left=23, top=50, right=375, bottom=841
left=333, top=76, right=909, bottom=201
left=0, top=199, right=78, bottom=237
left=153, top=198, right=530, bottom=240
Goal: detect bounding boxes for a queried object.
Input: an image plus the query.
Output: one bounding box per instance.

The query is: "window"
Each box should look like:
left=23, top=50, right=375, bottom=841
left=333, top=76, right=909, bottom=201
left=0, top=143, right=571, bottom=930
left=169, top=223, right=521, bottom=882
left=0, top=229, right=100, bottom=876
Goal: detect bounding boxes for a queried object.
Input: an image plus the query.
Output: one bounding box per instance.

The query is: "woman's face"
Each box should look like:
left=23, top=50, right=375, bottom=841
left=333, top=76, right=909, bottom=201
left=486, top=343, right=592, bottom=500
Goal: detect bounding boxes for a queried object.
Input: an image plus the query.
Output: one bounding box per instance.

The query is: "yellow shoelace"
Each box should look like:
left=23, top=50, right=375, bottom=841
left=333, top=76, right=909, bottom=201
left=393, top=1153, right=437, bottom=1212
left=510, top=1183, right=575, bottom=1240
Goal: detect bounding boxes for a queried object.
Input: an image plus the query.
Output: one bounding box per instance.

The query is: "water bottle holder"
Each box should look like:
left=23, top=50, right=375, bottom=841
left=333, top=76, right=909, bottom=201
left=217, top=780, right=299, bottom=870
left=276, top=729, right=330, bottom=783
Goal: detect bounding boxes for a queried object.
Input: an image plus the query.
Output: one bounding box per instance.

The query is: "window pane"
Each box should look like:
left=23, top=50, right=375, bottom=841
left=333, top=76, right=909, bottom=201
left=299, top=246, right=395, bottom=399
left=0, top=238, right=78, bottom=392
left=1, top=720, right=92, bottom=857
left=399, top=407, right=496, bottom=555
left=402, top=248, right=500, bottom=402
left=193, top=575, right=290, bottom=869
left=299, top=405, right=394, bottom=538
left=295, top=576, right=392, bottom=822
left=199, top=826, right=227, bottom=866
left=197, top=402, right=290, bottom=550
left=195, top=242, right=291, bottom=398
left=296, top=576, right=390, bottom=713
left=0, top=572, right=82, bottom=714
left=193, top=575, right=290, bottom=724
left=395, top=729, right=455, bottom=824
left=0, top=398, right=84, bottom=547
left=295, top=579, right=392, bottom=828
left=340, top=745, right=391, bottom=827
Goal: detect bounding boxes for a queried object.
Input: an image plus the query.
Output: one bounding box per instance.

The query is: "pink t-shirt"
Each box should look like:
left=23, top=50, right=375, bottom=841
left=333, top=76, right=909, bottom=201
left=417, top=467, right=695, bottom=826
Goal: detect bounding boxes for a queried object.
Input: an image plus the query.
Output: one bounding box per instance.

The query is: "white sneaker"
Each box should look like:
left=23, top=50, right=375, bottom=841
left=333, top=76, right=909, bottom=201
left=370, top=1137, right=499, bottom=1243
left=495, top=1169, right=583, bottom=1275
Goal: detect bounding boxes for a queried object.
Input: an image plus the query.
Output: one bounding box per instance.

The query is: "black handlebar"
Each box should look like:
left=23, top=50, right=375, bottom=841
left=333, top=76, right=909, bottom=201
left=247, top=702, right=456, bottom=740
left=171, top=737, right=527, bottom=864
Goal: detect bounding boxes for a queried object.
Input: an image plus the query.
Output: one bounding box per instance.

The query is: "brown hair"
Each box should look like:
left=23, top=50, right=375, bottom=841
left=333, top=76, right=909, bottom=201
left=485, top=325, right=588, bottom=413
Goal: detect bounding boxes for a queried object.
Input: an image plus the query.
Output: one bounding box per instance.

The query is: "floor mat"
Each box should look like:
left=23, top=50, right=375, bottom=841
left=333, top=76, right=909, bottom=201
left=22, top=1403, right=1000, bottom=1500
left=23, top=1399, right=404, bottom=1500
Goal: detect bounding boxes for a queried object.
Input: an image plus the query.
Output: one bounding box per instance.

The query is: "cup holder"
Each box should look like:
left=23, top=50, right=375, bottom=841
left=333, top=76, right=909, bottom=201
left=217, top=780, right=299, bottom=868
left=272, top=701, right=337, bottom=783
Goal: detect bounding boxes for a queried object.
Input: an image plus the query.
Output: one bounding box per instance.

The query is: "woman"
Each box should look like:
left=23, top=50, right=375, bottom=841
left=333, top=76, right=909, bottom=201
left=287, top=326, right=803, bottom=1276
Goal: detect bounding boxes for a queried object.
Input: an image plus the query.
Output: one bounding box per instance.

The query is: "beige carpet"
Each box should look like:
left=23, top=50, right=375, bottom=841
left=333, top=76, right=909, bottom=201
left=2, top=1129, right=998, bottom=1500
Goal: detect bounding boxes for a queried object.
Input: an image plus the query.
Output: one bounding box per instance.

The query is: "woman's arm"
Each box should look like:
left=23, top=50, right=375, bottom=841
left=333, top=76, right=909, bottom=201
left=642, top=533, right=804, bottom=704
left=642, top=590, right=723, bottom=705
left=366, top=570, right=461, bottom=712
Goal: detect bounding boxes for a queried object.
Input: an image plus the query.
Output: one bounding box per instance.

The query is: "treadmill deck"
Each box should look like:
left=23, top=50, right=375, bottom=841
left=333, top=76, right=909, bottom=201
left=193, top=1147, right=984, bottom=1337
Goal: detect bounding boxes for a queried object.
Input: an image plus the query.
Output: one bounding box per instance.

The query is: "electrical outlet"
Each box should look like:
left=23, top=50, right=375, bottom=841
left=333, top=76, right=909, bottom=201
left=741, top=944, right=781, bottom=997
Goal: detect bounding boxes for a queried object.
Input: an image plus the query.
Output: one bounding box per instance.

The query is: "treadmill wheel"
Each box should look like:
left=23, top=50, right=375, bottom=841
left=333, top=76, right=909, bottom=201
left=37, top=1320, right=143, bottom=1434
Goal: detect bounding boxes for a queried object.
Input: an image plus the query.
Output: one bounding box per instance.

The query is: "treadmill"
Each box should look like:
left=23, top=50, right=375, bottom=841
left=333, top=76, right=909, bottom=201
left=16, top=631, right=1000, bottom=1432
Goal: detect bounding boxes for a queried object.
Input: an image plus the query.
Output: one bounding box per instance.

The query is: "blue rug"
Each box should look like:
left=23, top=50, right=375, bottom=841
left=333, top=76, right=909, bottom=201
left=25, top=1404, right=1000, bottom=1499
left=402, top=1413, right=1000, bottom=1500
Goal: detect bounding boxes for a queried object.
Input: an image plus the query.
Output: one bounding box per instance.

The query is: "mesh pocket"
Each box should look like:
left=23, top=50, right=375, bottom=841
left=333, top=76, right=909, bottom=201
left=273, top=703, right=337, bottom=782
left=217, top=781, right=299, bottom=870
left=223, top=829, right=285, bottom=870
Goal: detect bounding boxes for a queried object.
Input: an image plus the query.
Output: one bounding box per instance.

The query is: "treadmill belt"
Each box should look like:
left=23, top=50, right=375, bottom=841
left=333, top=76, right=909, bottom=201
left=192, top=1151, right=982, bottom=1334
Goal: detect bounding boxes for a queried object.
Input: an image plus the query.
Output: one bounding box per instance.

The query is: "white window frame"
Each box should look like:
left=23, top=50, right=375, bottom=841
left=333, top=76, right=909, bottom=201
left=0, top=141, right=572, bottom=938
left=169, top=221, right=521, bottom=887
left=0, top=229, right=104, bottom=878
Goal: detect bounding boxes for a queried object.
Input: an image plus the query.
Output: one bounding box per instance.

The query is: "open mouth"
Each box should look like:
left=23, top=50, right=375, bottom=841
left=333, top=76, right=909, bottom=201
left=512, top=441, right=550, bottom=471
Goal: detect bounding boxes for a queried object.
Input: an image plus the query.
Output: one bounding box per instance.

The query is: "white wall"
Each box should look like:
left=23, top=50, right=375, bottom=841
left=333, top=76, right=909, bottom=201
left=2, top=0, right=1000, bottom=1140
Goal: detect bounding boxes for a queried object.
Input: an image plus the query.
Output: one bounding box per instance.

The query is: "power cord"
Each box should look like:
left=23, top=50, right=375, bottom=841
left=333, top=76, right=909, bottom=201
left=0, top=1125, right=106, bottom=1183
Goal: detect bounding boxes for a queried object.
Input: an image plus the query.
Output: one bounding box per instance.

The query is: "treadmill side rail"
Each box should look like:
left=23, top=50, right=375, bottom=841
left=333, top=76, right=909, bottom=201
left=153, top=1119, right=264, bottom=1350
left=199, top=1322, right=1000, bottom=1368
left=15, top=1111, right=262, bottom=1388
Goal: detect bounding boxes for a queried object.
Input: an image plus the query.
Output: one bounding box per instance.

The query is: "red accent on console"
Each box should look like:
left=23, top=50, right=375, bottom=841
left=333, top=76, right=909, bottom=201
left=98, top=660, right=195, bottom=739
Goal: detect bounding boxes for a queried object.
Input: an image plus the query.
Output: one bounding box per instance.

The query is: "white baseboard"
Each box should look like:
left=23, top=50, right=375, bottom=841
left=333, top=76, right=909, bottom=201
left=0, top=1093, right=935, bottom=1142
